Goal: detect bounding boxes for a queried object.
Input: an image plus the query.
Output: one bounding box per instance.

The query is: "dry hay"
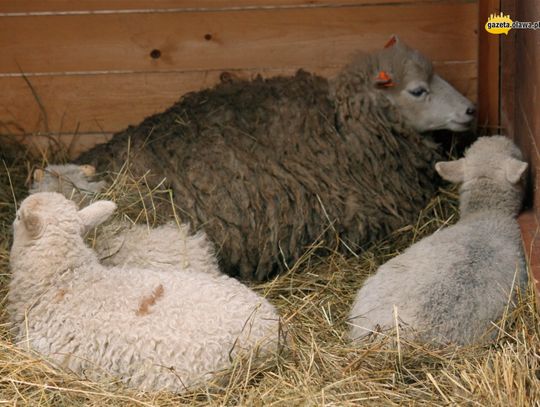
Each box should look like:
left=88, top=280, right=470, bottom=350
left=0, top=143, right=539, bottom=407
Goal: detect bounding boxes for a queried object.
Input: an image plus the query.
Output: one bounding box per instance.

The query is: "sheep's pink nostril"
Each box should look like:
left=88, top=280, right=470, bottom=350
left=466, top=107, right=476, bottom=116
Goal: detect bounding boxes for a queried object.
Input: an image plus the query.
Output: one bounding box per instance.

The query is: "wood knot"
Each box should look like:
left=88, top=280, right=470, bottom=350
left=150, top=49, right=161, bottom=59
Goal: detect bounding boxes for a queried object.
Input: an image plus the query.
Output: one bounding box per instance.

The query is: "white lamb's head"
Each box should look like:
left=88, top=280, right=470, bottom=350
left=435, top=136, right=528, bottom=214
left=30, top=164, right=107, bottom=207
left=13, top=192, right=117, bottom=247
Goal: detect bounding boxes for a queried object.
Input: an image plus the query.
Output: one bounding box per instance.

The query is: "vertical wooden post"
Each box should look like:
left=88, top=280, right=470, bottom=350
left=478, top=0, right=501, bottom=129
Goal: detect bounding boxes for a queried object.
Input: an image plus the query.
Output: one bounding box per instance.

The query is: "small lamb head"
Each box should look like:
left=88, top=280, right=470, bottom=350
left=31, top=164, right=107, bottom=207
left=13, top=192, right=117, bottom=244
left=435, top=136, right=528, bottom=215
left=372, top=36, right=476, bottom=133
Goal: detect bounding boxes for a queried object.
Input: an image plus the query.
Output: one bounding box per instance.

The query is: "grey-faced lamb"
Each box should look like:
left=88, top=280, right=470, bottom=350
left=31, top=164, right=106, bottom=207
left=30, top=164, right=221, bottom=275
left=8, top=192, right=281, bottom=392
left=348, top=136, right=528, bottom=346
left=75, top=37, right=476, bottom=280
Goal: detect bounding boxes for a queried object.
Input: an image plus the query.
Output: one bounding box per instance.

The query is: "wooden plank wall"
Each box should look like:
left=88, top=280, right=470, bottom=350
left=0, top=0, right=478, bottom=157
left=500, top=0, right=540, bottom=303
left=478, top=0, right=500, bottom=128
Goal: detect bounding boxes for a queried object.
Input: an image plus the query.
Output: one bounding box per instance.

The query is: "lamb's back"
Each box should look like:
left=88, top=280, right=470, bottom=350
left=25, top=267, right=279, bottom=391
left=350, top=214, right=525, bottom=344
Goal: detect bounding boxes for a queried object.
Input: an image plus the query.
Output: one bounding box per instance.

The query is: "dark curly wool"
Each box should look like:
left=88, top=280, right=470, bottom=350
left=77, top=63, right=442, bottom=280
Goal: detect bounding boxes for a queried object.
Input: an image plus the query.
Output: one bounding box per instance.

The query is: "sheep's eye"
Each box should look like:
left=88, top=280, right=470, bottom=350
left=408, top=87, right=428, bottom=97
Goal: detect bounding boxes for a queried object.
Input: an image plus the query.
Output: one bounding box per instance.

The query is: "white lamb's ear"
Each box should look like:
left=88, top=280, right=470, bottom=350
left=20, top=207, right=44, bottom=238
left=435, top=159, right=465, bottom=183
left=78, top=201, right=117, bottom=231
left=505, top=158, right=528, bottom=184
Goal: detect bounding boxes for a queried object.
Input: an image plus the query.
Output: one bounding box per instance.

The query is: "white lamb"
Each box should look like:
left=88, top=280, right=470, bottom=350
left=348, top=136, right=528, bottom=346
left=30, top=164, right=221, bottom=275
left=8, top=192, right=282, bottom=392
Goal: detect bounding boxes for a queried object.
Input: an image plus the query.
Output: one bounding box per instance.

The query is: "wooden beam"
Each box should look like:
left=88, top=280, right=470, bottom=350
left=0, top=3, right=478, bottom=75
left=478, top=0, right=500, bottom=129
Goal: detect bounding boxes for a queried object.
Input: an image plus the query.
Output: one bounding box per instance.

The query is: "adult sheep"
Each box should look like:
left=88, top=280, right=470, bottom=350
left=8, top=192, right=282, bottom=393
left=76, top=37, right=476, bottom=280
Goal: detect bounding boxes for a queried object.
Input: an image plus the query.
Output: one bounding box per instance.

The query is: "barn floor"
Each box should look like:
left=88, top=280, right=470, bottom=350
left=0, top=138, right=539, bottom=406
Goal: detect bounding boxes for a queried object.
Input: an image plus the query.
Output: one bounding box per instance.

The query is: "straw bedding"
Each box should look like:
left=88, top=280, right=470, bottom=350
left=0, top=138, right=539, bottom=406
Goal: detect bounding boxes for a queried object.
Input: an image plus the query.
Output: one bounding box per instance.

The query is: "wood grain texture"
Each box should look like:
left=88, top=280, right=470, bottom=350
left=478, top=0, right=500, bottom=128
left=500, top=0, right=516, bottom=138
left=0, top=0, right=455, bottom=14
left=0, top=3, right=478, bottom=75
left=519, top=211, right=540, bottom=309
left=502, top=0, right=540, bottom=303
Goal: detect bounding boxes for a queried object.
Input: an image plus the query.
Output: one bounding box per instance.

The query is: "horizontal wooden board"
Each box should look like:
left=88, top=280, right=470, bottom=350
left=9, top=133, right=115, bottom=159
left=1, top=62, right=477, bottom=139
left=0, top=0, right=455, bottom=14
left=0, top=3, right=478, bottom=75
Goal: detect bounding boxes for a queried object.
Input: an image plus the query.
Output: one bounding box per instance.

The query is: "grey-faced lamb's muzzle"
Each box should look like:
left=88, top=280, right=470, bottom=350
left=431, top=74, right=476, bottom=132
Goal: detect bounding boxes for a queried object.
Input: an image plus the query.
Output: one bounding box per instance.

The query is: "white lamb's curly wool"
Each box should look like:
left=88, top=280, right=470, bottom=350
left=30, top=164, right=222, bottom=275
left=348, top=136, right=529, bottom=346
left=8, top=192, right=282, bottom=392
left=95, top=221, right=221, bottom=274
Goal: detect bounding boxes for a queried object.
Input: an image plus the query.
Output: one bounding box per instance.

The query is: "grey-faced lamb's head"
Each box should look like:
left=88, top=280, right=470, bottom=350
left=30, top=164, right=107, bottom=207
left=435, top=136, right=528, bottom=214
left=369, top=36, right=475, bottom=133
left=13, top=192, right=117, bottom=245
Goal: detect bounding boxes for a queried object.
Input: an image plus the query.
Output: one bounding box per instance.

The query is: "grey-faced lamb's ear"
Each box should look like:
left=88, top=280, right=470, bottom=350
left=79, top=164, right=96, bottom=177
left=78, top=200, right=117, bottom=231
left=33, top=168, right=44, bottom=182
left=20, top=207, right=44, bottom=238
left=505, top=158, right=528, bottom=184
left=435, top=159, right=465, bottom=183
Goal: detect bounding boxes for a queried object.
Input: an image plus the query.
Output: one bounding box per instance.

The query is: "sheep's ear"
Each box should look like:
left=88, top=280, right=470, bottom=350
left=33, top=168, right=44, bottom=182
left=505, top=158, right=528, bottom=184
left=78, top=201, right=117, bottom=231
left=374, top=70, right=395, bottom=88
left=20, top=207, right=44, bottom=238
left=79, top=164, right=96, bottom=177
left=435, top=159, right=465, bottom=183
left=384, top=35, right=399, bottom=49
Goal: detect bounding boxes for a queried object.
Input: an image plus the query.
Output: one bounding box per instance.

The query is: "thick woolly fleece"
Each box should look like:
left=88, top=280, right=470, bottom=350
left=348, top=136, right=528, bottom=346
left=95, top=221, right=221, bottom=275
left=30, top=164, right=222, bottom=275
left=75, top=42, right=464, bottom=280
left=8, top=192, right=281, bottom=393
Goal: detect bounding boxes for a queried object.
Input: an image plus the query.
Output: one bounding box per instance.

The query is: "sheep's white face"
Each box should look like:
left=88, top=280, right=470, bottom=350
left=12, top=192, right=117, bottom=248
left=387, top=74, right=475, bottom=133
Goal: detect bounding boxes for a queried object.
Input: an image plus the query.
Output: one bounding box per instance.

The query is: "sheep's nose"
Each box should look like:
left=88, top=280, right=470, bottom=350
left=466, top=106, right=476, bottom=116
